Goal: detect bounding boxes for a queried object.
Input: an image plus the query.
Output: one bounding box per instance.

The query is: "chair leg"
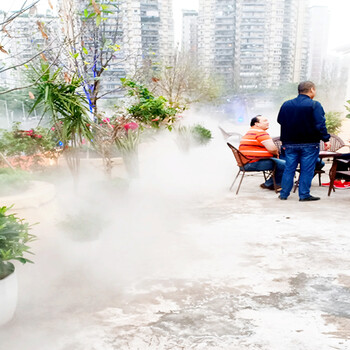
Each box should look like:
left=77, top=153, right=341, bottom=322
left=271, top=164, right=277, bottom=193
left=236, top=171, right=245, bottom=195
left=318, top=172, right=321, bottom=186
left=328, top=160, right=338, bottom=196
left=293, top=172, right=300, bottom=193
left=230, top=170, right=241, bottom=191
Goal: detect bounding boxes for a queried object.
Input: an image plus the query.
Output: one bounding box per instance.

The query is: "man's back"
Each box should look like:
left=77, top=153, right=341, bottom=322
left=278, top=94, right=329, bottom=144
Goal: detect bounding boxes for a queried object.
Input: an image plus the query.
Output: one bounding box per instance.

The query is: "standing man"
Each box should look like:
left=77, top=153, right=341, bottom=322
left=278, top=81, right=330, bottom=201
left=239, top=115, right=285, bottom=191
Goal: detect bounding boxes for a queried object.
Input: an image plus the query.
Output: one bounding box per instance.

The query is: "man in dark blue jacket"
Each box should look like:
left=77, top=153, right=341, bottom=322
left=277, top=81, right=330, bottom=201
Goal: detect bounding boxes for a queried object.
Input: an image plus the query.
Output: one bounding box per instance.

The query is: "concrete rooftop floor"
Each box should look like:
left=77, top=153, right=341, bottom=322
left=1, top=135, right=350, bottom=350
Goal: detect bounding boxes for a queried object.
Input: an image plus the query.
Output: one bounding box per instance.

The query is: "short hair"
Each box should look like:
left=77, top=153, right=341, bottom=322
left=298, top=81, right=315, bottom=94
left=250, top=115, right=262, bottom=127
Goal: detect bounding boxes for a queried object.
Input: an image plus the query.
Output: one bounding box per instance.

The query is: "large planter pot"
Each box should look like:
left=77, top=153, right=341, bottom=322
left=0, top=269, right=18, bottom=327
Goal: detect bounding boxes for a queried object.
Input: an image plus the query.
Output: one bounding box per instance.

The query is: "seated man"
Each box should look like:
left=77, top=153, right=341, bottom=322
left=239, top=115, right=285, bottom=191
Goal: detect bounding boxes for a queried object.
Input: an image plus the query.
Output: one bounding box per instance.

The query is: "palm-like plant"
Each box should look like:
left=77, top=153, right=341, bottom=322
left=30, top=61, right=93, bottom=184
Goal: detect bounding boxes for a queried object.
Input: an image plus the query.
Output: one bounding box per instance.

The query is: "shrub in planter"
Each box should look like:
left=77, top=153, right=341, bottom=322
left=0, top=206, right=36, bottom=326
left=58, top=210, right=107, bottom=242
left=175, top=124, right=212, bottom=151
left=0, top=206, right=36, bottom=279
left=191, top=124, right=213, bottom=145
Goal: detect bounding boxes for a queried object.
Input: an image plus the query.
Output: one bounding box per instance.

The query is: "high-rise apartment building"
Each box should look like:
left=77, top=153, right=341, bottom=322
left=2, top=6, right=57, bottom=88
left=308, top=6, right=329, bottom=83
left=197, top=0, right=310, bottom=90
left=182, top=10, right=198, bottom=60
left=138, top=0, right=174, bottom=63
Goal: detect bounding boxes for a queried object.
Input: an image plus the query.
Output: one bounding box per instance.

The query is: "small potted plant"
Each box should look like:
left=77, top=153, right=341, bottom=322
left=175, top=124, right=212, bottom=152
left=0, top=206, right=36, bottom=326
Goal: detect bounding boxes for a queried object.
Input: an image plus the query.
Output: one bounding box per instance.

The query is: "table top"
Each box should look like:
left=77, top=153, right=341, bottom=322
left=319, top=151, right=343, bottom=158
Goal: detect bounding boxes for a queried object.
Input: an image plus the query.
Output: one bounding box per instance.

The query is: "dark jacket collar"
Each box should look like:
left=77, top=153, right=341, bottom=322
left=297, top=94, right=311, bottom=100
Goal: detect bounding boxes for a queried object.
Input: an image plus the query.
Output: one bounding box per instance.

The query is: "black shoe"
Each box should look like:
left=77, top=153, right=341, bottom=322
left=260, top=183, right=274, bottom=190
left=261, top=184, right=282, bottom=192
left=279, top=195, right=287, bottom=200
left=299, top=195, right=320, bottom=202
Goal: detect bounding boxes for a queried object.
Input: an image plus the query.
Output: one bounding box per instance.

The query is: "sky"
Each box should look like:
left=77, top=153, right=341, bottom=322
left=1, top=0, right=349, bottom=51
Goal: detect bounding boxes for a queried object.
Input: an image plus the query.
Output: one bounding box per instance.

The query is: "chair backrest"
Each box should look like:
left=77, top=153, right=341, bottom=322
left=272, top=136, right=282, bottom=154
left=320, top=134, right=345, bottom=152
left=273, top=135, right=344, bottom=153
left=219, top=126, right=242, bottom=142
left=227, top=142, right=250, bottom=167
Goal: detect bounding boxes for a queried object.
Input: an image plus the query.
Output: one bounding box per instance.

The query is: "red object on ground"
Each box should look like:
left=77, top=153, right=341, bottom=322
left=322, top=180, right=350, bottom=189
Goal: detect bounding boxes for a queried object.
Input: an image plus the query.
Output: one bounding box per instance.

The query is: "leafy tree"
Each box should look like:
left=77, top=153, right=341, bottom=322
left=60, top=0, right=126, bottom=117
left=29, top=61, right=92, bottom=184
left=135, top=52, right=224, bottom=108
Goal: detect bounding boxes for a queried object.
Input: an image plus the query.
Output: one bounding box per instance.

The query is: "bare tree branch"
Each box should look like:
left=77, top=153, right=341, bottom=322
left=0, top=41, right=66, bottom=96
left=0, top=41, right=61, bottom=74
left=0, top=0, right=40, bottom=27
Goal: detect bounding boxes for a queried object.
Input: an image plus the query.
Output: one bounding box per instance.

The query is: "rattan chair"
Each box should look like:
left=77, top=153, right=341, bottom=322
left=227, top=142, right=277, bottom=195
left=320, top=134, right=348, bottom=152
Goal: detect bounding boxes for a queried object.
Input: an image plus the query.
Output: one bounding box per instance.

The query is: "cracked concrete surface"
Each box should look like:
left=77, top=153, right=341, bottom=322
left=1, top=138, right=350, bottom=350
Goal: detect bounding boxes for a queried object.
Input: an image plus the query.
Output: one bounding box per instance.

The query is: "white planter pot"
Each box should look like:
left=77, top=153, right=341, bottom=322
left=0, top=269, right=18, bottom=327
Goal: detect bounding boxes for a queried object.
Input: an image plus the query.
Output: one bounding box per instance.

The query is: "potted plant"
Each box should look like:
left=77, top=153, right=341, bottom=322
left=0, top=206, right=36, bottom=326
left=175, top=124, right=212, bottom=152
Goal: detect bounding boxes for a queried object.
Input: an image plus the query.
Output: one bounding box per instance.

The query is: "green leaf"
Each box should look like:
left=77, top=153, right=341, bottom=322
left=96, top=15, right=101, bottom=26
left=84, top=9, right=89, bottom=17
left=82, top=47, right=88, bottom=55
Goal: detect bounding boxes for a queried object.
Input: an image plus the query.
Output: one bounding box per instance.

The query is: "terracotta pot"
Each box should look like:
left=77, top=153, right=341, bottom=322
left=0, top=269, right=18, bottom=326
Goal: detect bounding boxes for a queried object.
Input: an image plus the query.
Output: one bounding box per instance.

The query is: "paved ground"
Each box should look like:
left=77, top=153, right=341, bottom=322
left=1, top=132, right=350, bottom=350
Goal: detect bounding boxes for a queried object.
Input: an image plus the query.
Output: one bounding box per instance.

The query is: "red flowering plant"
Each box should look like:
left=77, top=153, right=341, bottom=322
left=114, top=120, right=140, bottom=155
left=0, top=122, right=58, bottom=169
left=91, top=114, right=141, bottom=177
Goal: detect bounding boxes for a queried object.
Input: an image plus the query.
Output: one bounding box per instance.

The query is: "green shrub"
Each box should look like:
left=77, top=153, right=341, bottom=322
left=58, top=210, right=107, bottom=241
left=191, top=124, right=212, bottom=145
left=0, top=122, right=56, bottom=157
left=121, top=78, right=181, bottom=130
left=345, top=100, right=350, bottom=119
left=0, top=169, right=31, bottom=196
left=175, top=124, right=212, bottom=151
left=0, top=206, right=36, bottom=280
left=325, top=111, right=343, bottom=135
